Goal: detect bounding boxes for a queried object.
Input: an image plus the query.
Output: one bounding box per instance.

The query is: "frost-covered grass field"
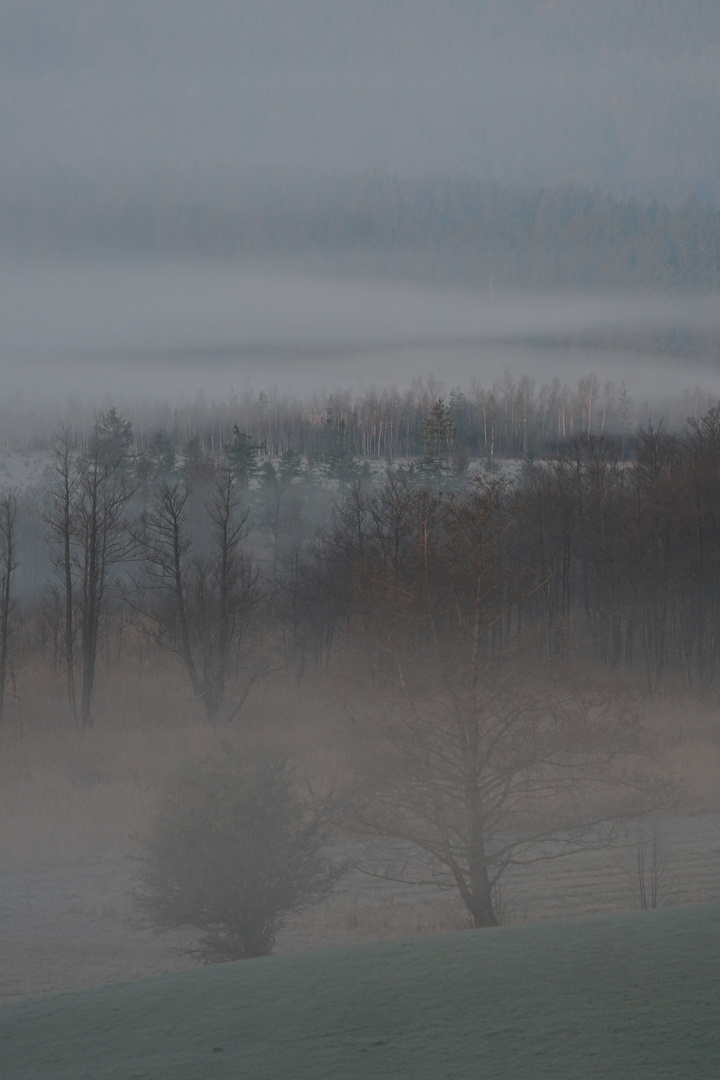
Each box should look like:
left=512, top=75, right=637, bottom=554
left=1, top=902, right=718, bottom=1080
left=0, top=666, right=719, bottom=1003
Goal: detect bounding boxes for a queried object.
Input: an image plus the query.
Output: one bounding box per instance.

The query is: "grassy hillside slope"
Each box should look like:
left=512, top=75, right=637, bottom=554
left=1, top=903, right=718, bottom=1079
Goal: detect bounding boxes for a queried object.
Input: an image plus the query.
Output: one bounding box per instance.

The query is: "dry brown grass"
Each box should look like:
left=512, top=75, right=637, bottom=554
left=1, top=644, right=719, bottom=999
left=0, top=646, right=348, bottom=866
left=637, top=695, right=720, bottom=812
left=1, top=639, right=718, bottom=870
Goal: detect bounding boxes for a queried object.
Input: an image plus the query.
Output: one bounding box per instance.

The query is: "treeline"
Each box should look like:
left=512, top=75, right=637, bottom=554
left=299, top=411, right=720, bottom=700
left=4, top=167, right=720, bottom=295
left=7, top=372, right=713, bottom=464
left=520, top=415, right=720, bottom=695
left=2, top=399, right=720, bottom=731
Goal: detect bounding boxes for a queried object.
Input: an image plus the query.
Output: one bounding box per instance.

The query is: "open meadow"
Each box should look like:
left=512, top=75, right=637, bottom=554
left=1, top=902, right=719, bottom=1079
left=0, top=650, right=719, bottom=1003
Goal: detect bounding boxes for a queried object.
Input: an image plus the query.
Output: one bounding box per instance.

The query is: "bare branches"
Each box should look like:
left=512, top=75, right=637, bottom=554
left=133, top=469, right=267, bottom=723
left=0, top=487, right=18, bottom=724
left=329, top=474, right=672, bottom=928
left=43, top=415, right=136, bottom=726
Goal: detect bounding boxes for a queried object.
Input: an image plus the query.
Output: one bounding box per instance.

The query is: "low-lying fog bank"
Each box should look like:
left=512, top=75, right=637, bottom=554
left=2, top=261, right=719, bottom=411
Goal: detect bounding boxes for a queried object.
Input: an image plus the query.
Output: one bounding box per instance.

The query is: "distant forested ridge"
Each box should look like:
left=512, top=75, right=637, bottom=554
left=0, top=374, right=715, bottom=464
left=3, top=168, right=719, bottom=295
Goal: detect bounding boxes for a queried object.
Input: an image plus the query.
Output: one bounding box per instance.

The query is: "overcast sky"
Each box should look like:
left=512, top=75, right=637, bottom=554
left=3, top=1, right=720, bottom=201
left=2, top=2, right=719, bottom=403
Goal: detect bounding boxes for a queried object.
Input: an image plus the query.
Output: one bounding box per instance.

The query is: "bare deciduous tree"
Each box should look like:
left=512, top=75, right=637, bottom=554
left=636, top=821, right=666, bottom=910
left=351, top=660, right=660, bottom=928
left=44, top=429, right=79, bottom=721
left=329, top=475, right=670, bottom=927
left=135, top=469, right=266, bottom=722
left=44, top=412, right=136, bottom=726
left=0, top=488, right=18, bottom=724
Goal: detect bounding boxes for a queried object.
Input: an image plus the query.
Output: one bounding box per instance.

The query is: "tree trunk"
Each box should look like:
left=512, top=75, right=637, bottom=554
left=469, top=866, right=498, bottom=928
left=0, top=490, right=17, bottom=725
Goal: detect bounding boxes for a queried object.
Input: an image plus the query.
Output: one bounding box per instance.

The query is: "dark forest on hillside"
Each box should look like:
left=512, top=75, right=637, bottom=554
left=4, top=171, right=720, bottom=296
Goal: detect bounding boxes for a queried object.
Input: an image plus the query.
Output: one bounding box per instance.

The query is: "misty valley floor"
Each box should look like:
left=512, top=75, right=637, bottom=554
left=1, top=814, right=719, bottom=1004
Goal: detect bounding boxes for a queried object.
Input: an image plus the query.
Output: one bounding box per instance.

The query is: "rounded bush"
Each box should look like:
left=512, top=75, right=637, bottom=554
left=137, top=751, right=344, bottom=961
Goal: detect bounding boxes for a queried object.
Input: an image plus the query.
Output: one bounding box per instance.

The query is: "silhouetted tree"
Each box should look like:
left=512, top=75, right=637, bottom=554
left=135, top=470, right=265, bottom=722
left=419, top=398, right=456, bottom=482
left=328, top=476, right=666, bottom=927
left=226, top=426, right=262, bottom=487
left=0, top=488, right=18, bottom=724
left=44, top=412, right=136, bottom=726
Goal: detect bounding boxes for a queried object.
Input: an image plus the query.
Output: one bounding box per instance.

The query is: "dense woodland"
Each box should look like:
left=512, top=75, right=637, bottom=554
left=5, top=170, right=720, bottom=298
left=0, top=389, right=717, bottom=927
left=2, top=387, right=720, bottom=730
left=6, top=169, right=720, bottom=363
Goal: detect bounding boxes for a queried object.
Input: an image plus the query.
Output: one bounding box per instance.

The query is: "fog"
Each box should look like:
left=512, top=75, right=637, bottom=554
left=4, top=2, right=720, bottom=203
left=3, top=0, right=720, bottom=1013
left=2, top=3, right=719, bottom=419
left=1, top=2, right=720, bottom=412
left=1, top=259, right=719, bottom=411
